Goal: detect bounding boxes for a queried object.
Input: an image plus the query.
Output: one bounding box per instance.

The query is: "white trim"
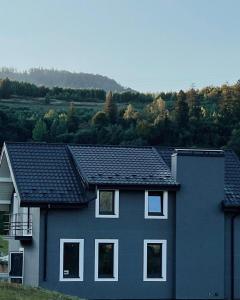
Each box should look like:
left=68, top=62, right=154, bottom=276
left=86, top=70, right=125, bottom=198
left=59, top=239, right=84, bottom=282
left=94, top=239, right=118, bottom=281
left=95, top=189, right=119, bottom=218
left=9, top=250, right=24, bottom=284
left=143, top=239, right=167, bottom=282
left=0, top=177, right=12, bottom=183
left=2, top=144, right=21, bottom=203
left=144, top=190, right=168, bottom=219
left=0, top=200, right=11, bottom=204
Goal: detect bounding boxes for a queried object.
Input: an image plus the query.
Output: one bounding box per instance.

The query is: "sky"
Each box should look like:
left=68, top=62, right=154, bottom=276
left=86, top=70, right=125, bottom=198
left=0, top=0, right=240, bottom=92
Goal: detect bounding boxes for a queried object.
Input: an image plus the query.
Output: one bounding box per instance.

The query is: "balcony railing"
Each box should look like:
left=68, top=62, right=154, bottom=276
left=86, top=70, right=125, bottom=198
left=4, top=213, right=32, bottom=241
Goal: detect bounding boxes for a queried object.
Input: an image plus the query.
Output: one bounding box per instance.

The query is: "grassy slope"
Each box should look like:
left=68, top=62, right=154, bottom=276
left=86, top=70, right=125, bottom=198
left=0, top=235, right=8, bottom=256
left=0, top=283, right=81, bottom=300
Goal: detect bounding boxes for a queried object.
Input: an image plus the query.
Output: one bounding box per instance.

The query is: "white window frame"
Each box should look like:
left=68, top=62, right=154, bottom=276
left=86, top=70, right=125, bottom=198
left=143, top=239, right=167, bottom=282
left=59, top=239, right=84, bottom=282
left=144, top=190, right=168, bottom=219
left=95, top=239, right=118, bottom=281
left=9, top=250, right=24, bottom=284
left=95, top=189, right=119, bottom=218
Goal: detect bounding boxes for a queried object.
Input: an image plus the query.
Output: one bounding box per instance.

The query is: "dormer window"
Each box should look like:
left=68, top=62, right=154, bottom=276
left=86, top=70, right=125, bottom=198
left=95, top=190, right=119, bottom=218
left=145, top=191, right=168, bottom=219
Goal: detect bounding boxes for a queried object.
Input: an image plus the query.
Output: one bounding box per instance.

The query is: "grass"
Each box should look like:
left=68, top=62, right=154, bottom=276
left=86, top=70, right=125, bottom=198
left=0, top=235, right=8, bottom=256
left=0, top=282, right=81, bottom=300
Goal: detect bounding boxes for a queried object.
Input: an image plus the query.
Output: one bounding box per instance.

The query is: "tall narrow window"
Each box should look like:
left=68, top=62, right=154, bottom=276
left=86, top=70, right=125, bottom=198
left=143, top=240, right=167, bottom=281
left=145, top=191, right=168, bottom=219
left=95, top=239, right=118, bottom=281
left=95, top=190, right=119, bottom=218
left=60, top=239, right=84, bottom=281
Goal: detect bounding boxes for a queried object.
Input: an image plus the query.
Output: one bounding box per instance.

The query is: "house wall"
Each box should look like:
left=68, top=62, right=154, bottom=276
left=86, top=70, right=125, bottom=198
left=9, top=207, right=40, bottom=286
left=225, top=213, right=240, bottom=300
left=172, top=153, right=225, bottom=300
left=39, top=190, right=176, bottom=300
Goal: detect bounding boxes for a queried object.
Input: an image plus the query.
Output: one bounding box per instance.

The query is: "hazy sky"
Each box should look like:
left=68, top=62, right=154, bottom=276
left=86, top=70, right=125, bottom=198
left=0, top=0, right=240, bottom=92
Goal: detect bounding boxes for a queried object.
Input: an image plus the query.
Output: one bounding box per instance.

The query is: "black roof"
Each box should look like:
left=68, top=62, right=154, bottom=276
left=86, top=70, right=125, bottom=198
left=157, top=147, right=240, bottom=208
left=5, top=142, right=178, bottom=206
left=4, top=142, right=240, bottom=208
left=69, top=145, right=177, bottom=187
left=5, top=143, right=86, bottom=205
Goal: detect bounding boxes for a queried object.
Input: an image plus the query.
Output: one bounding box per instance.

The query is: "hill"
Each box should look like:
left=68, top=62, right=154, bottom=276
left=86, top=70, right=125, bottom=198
left=0, top=68, right=128, bottom=92
left=0, top=283, right=81, bottom=300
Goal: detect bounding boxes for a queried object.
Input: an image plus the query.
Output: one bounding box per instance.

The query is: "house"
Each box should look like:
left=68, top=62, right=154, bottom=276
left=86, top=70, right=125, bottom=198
left=0, top=142, right=240, bottom=299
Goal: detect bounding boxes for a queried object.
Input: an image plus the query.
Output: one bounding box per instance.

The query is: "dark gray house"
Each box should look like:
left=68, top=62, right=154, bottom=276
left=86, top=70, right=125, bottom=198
left=0, top=142, right=240, bottom=299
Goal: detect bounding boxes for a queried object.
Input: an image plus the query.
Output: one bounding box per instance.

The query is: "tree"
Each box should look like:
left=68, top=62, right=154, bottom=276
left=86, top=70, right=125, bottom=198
left=104, top=91, right=118, bottom=123
left=0, top=78, right=11, bottom=99
left=32, top=119, right=48, bottom=141
left=174, top=90, right=189, bottom=128
left=123, top=104, right=138, bottom=121
left=186, top=89, right=201, bottom=121
left=67, top=102, right=79, bottom=132
left=92, top=111, right=108, bottom=127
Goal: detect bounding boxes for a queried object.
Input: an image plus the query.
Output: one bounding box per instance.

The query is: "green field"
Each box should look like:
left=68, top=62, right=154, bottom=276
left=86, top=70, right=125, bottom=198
left=0, top=283, right=81, bottom=300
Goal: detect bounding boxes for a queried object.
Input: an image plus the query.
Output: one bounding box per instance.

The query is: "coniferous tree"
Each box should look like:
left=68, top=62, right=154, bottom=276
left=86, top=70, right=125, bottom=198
left=0, top=78, right=11, bottom=99
left=174, top=90, right=189, bottom=128
left=104, top=91, right=118, bottom=123
left=32, top=119, right=48, bottom=141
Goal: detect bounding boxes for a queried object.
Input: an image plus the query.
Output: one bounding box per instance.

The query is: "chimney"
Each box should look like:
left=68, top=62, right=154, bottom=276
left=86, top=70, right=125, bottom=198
left=172, top=149, right=225, bottom=299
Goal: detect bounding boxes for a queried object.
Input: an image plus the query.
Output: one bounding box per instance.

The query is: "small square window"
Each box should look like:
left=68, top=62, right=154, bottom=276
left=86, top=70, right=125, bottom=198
left=148, top=192, right=163, bottom=216
left=145, top=191, right=168, bottom=219
left=99, top=191, right=114, bottom=215
left=96, top=190, right=119, bottom=218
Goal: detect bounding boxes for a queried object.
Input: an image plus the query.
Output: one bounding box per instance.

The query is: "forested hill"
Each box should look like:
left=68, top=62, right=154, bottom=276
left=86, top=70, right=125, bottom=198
left=0, top=68, right=127, bottom=92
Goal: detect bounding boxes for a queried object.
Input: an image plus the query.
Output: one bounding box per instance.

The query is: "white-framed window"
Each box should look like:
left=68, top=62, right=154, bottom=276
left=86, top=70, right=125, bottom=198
left=143, top=239, right=167, bottom=281
left=95, top=189, right=119, bottom=218
left=144, top=191, right=168, bottom=219
left=59, top=239, right=84, bottom=281
left=95, top=239, right=118, bottom=281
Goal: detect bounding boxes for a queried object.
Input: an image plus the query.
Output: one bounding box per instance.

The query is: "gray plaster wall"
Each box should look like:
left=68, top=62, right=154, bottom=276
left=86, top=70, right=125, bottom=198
left=172, top=153, right=225, bottom=299
left=39, top=190, right=176, bottom=299
left=225, top=213, right=240, bottom=299
left=9, top=207, right=40, bottom=287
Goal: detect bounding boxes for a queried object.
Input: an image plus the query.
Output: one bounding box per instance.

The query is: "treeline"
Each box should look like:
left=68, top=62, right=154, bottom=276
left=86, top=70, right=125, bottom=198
left=0, top=78, right=152, bottom=104
left=1, top=81, right=240, bottom=156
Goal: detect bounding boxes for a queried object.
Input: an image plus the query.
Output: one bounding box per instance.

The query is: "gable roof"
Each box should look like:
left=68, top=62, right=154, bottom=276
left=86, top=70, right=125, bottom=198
left=5, top=142, right=87, bottom=205
left=157, top=147, right=240, bottom=208
left=4, top=142, right=240, bottom=208
left=4, top=142, right=178, bottom=206
left=69, top=145, right=177, bottom=187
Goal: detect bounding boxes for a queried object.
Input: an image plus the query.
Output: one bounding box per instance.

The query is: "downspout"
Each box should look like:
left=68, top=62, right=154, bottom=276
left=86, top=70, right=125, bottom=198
left=230, top=213, right=239, bottom=300
left=43, top=208, right=48, bottom=281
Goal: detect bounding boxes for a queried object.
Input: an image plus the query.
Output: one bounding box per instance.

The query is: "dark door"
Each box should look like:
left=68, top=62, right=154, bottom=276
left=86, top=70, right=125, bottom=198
left=9, top=252, right=23, bottom=284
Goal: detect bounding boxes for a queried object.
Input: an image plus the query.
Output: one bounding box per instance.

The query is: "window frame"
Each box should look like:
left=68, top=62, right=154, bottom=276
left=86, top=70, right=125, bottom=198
left=144, top=190, right=168, bottom=219
left=59, top=239, right=84, bottom=282
left=143, top=239, right=167, bottom=282
left=94, top=239, right=118, bottom=281
left=95, top=189, right=119, bottom=218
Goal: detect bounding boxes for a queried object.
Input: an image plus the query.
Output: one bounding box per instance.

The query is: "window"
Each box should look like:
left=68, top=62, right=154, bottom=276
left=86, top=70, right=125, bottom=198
left=144, top=191, right=168, bottom=219
left=60, top=239, right=84, bottom=281
left=95, top=190, right=119, bottom=218
left=95, top=239, right=118, bottom=281
left=143, top=240, right=167, bottom=281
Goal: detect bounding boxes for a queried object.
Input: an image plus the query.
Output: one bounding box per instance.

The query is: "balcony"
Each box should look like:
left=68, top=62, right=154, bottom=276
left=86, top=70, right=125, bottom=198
left=5, top=213, right=32, bottom=241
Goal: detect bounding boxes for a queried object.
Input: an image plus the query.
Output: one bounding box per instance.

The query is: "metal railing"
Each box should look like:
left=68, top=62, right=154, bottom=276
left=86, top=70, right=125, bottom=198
left=4, top=213, right=32, bottom=238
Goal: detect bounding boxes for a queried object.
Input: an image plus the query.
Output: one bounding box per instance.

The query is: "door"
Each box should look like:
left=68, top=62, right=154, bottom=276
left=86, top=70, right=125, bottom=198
left=9, top=251, right=23, bottom=284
